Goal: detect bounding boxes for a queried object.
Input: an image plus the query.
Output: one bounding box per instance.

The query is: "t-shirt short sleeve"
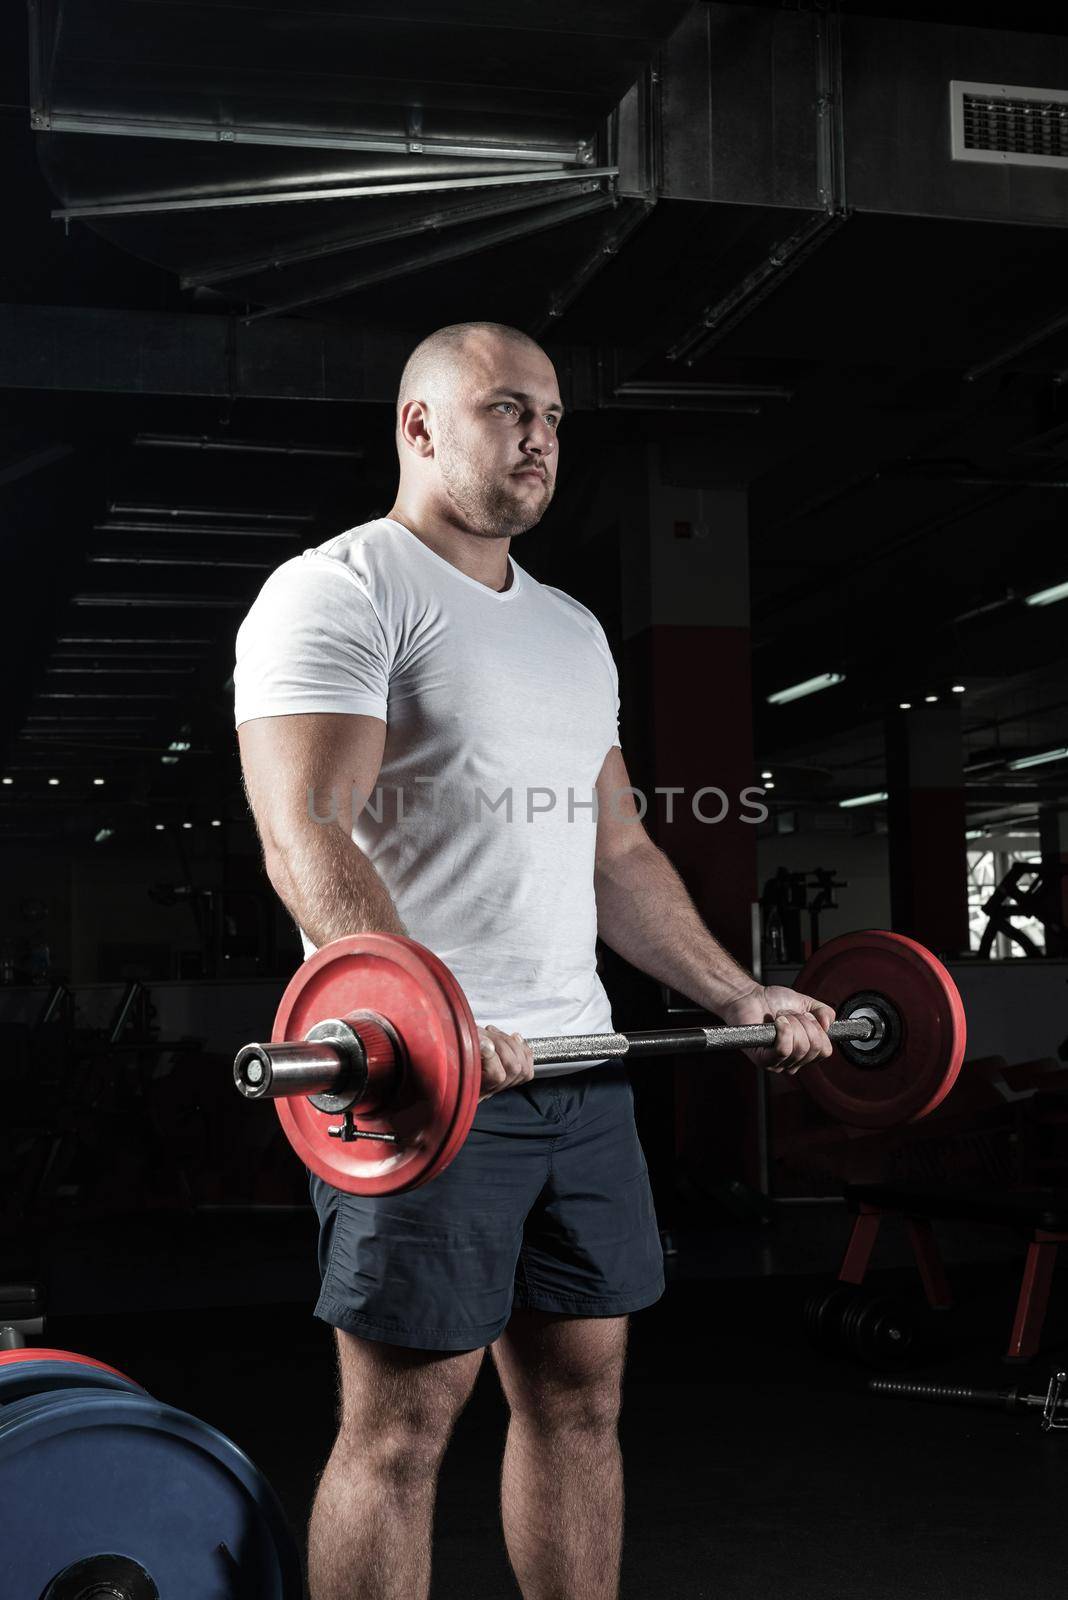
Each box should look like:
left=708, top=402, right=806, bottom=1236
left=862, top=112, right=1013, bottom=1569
left=233, top=553, right=390, bottom=727
left=603, top=633, right=622, bottom=749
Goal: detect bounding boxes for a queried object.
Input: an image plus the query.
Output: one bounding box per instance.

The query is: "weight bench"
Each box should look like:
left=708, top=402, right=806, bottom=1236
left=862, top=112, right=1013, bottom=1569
left=838, top=1183, right=1068, bottom=1363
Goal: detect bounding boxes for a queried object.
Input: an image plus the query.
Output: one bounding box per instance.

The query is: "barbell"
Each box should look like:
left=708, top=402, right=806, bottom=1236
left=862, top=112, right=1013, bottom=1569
left=232, top=929, right=967, bottom=1197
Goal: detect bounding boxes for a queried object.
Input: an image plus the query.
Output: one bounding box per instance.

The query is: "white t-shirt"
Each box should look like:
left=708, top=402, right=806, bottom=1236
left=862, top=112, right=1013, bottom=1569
left=234, top=517, right=622, bottom=1072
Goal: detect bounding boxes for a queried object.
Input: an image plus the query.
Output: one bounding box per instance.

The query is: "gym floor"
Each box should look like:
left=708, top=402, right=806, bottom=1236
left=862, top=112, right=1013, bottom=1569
left=41, top=1207, right=1068, bottom=1599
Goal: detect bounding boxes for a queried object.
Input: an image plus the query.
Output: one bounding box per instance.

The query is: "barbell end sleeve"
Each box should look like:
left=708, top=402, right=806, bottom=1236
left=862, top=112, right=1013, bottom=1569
left=232, top=1039, right=351, bottom=1101
left=234, top=1045, right=272, bottom=1099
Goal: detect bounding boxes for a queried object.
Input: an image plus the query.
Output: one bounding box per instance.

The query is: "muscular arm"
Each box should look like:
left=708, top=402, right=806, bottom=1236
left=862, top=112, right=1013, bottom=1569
left=591, top=748, right=754, bottom=1014
left=592, top=747, right=833, bottom=1070
left=238, top=711, right=533, bottom=1095
left=238, top=712, right=406, bottom=946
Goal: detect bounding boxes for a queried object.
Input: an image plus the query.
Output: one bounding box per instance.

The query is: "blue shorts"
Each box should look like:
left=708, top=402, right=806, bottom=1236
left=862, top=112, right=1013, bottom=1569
left=308, top=1065, right=666, bottom=1351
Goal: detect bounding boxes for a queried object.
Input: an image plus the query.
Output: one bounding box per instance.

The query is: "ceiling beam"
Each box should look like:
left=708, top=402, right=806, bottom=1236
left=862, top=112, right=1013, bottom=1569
left=0, top=304, right=599, bottom=407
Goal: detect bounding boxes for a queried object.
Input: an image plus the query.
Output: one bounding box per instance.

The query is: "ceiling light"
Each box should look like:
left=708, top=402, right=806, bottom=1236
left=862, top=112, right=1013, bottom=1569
left=760, top=769, right=773, bottom=780
left=93, top=777, right=105, bottom=786
left=839, top=791, right=889, bottom=809
left=48, top=777, right=60, bottom=787
left=765, top=781, right=776, bottom=790
left=899, top=702, right=912, bottom=710
left=168, top=739, right=191, bottom=753
left=182, top=821, right=193, bottom=830
left=94, top=827, right=114, bottom=844
left=154, top=823, right=165, bottom=832
left=767, top=672, right=845, bottom=706
left=1008, top=747, right=1068, bottom=771
left=952, top=684, right=966, bottom=694
left=1, top=778, right=11, bottom=786
left=211, top=818, right=222, bottom=827
left=924, top=694, right=938, bottom=703
left=160, top=755, right=178, bottom=765
left=1024, top=579, right=1068, bottom=607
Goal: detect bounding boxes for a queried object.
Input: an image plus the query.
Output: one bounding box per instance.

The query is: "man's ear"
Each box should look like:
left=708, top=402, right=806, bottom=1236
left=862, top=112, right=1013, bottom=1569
left=399, top=398, right=434, bottom=459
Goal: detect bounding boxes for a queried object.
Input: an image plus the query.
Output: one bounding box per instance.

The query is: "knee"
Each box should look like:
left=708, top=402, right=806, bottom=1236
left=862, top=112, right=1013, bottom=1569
left=512, top=1377, right=622, bottom=1438
left=336, top=1409, right=455, bottom=1488
left=368, top=1422, right=450, bottom=1486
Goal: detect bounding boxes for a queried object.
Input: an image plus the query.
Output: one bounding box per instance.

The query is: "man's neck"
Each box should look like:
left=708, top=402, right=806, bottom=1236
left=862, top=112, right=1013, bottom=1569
left=385, top=504, right=512, bottom=592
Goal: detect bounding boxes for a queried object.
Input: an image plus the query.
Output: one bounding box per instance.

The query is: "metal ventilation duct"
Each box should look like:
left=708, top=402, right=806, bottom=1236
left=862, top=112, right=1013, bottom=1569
left=951, top=81, right=1068, bottom=169
left=649, top=5, right=1068, bottom=227
left=30, top=0, right=686, bottom=320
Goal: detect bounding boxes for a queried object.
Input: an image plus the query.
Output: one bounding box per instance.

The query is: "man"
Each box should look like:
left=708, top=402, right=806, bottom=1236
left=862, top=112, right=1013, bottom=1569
left=234, top=321, right=834, bottom=1600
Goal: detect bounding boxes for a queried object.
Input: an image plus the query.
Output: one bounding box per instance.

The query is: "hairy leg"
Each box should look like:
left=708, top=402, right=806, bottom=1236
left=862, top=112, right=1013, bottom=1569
left=491, top=1310, right=628, bottom=1600
left=307, top=1331, right=483, bottom=1600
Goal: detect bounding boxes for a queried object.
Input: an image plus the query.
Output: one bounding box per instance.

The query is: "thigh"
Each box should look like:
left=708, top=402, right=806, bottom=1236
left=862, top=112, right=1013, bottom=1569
left=514, top=1069, right=666, bottom=1319
left=491, top=1308, right=628, bottom=1421
left=335, top=1328, right=484, bottom=1436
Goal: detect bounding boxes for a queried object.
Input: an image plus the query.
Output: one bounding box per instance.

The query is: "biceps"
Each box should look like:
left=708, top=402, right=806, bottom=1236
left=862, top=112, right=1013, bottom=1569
left=238, top=713, right=387, bottom=849
left=594, top=746, right=649, bottom=864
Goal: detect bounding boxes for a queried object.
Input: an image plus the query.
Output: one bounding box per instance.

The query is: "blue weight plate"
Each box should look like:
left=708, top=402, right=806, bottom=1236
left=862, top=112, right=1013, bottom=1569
left=0, top=1358, right=144, bottom=1403
left=0, top=1388, right=302, bottom=1600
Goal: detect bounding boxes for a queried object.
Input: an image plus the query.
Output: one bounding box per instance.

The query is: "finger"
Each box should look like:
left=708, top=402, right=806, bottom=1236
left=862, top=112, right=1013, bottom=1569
left=803, top=1010, right=833, bottom=1062
left=767, top=1013, right=799, bottom=1073
left=477, top=1031, right=507, bottom=1098
left=511, top=1030, right=535, bottom=1080
left=810, top=1001, right=836, bottom=1033
left=484, top=1025, right=527, bottom=1084
left=791, top=1013, right=832, bottom=1072
left=782, top=1013, right=816, bottom=1071
left=770, top=1017, right=805, bottom=1068
left=775, top=1013, right=811, bottom=1073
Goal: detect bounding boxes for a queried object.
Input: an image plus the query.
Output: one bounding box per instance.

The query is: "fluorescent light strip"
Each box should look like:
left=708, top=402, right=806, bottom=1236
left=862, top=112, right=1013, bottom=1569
left=1024, top=579, right=1068, bottom=608
left=839, top=791, right=889, bottom=809
left=1008, top=747, right=1068, bottom=771
left=767, top=672, right=845, bottom=706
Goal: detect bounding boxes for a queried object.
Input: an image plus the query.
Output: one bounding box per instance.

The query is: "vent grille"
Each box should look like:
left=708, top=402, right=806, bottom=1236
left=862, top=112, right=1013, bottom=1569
left=950, top=80, right=1068, bottom=170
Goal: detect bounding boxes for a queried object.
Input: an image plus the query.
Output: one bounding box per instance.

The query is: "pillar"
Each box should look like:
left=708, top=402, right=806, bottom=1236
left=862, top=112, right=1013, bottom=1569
left=885, top=703, right=969, bottom=958
left=619, top=442, right=761, bottom=1194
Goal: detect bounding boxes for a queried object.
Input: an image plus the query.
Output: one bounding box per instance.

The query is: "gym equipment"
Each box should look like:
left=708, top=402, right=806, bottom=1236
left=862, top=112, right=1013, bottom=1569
left=792, top=931, right=966, bottom=1129
left=870, top=1371, right=1068, bottom=1433
left=0, top=1346, right=141, bottom=1401
left=232, top=927, right=967, bottom=1197
left=803, top=1284, right=919, bottom=1368
left=0, top=1345, right=302, bottom=1599
left=977, top=859, right=1068, bottom=959
left=837, top=1183, right=1068, bottom=1364
left=761, top=864, right=846, bottom=965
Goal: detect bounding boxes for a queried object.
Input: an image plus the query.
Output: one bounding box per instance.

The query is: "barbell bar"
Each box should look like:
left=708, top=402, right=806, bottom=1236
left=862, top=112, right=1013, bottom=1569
left=235, top=1016, right=882, bottom=1101
left=232, top=928, right=967, bottom=1197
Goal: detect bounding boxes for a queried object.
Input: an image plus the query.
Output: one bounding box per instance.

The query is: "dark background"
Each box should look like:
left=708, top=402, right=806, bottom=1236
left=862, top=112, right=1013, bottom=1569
left=4, top=5, right=1068, bottom=1597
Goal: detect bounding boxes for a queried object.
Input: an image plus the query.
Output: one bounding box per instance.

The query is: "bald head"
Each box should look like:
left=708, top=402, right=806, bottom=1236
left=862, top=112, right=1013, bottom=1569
left=396, top=321, right=547, bottom=423
left=392, top=320, right=562, bottom=541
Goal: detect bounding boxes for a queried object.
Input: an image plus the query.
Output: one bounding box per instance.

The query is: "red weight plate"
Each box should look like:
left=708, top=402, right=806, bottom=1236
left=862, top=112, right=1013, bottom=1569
left=796, top=930, right=966, bottom=1129
left=0, top=1349, right=138, bottom=1385
left=272, top=934, right=481, bottom=1196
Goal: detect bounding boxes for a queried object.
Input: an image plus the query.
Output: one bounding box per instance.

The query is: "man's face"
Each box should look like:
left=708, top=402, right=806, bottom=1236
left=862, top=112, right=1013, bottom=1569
left=431, top=337, right=562, bottom=539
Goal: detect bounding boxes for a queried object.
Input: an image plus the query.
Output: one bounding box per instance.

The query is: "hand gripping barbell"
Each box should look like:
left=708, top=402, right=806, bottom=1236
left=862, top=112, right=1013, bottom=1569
left=232, top=929, right=967, bottom=1197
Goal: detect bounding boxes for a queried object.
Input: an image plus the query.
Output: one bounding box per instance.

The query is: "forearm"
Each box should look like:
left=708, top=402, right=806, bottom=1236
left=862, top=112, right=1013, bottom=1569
left=594, top=841, right=756, bottom=1014
left=264, top=821, right=406, bottom=947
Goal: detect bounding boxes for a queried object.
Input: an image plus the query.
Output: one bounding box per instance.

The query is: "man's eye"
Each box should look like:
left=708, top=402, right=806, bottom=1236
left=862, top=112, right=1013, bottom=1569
left=494, top=402, right=517, bottom=415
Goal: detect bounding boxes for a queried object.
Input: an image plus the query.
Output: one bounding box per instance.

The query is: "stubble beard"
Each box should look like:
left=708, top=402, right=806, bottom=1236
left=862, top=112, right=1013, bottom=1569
left=437, top=441, right=553, bottom=540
